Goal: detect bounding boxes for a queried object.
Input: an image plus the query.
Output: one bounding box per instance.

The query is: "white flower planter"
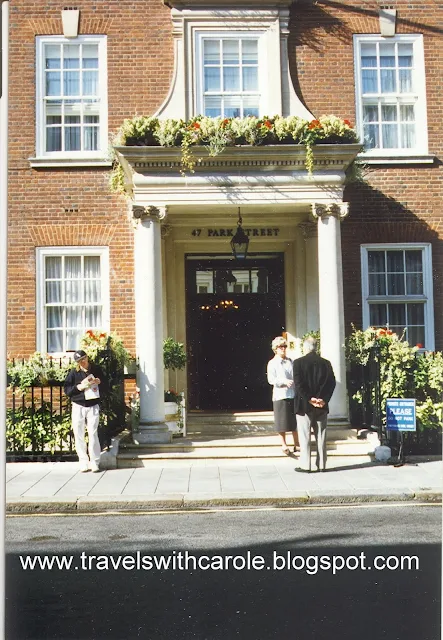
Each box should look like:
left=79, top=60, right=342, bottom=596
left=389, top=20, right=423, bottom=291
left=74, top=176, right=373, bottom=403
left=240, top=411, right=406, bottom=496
left=164, top=401, right=181, bottom=434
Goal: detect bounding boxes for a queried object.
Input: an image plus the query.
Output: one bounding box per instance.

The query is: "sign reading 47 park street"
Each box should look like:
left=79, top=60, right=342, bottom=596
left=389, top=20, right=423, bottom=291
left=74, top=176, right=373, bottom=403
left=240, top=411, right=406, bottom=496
left=191, top=228, right=280, bottom=237
left=386, top=398, right=416, bottom=432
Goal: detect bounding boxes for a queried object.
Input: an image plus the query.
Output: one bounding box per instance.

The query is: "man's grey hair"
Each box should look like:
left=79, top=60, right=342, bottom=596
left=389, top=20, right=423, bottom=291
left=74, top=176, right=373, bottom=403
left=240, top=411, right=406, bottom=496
left=303, top=336, right=318, bottom=354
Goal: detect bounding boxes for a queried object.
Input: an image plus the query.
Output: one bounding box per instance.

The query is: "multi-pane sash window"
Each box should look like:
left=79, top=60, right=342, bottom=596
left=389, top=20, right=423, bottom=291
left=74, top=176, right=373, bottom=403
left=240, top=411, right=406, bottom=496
left=354, top=36, right=427, bottom=154
left=201, top=37, right=260, bottom=118
left=361, top=245, right=434, bottom=350
left=36, top=36, right=107, bottom=157
left=195, top=268, right=268, bottom=294
left=37, top=249, right=109, bottom=353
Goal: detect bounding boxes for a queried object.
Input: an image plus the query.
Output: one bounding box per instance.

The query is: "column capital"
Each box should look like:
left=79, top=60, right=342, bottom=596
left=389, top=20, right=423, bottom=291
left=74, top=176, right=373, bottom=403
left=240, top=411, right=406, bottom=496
left=311, top=202, right=349, bottom=221
left=161, top=224, right=172, bottom=238
left=132, top=205, right=168, bottom=222
left=298, top=220, right=317, bottom=240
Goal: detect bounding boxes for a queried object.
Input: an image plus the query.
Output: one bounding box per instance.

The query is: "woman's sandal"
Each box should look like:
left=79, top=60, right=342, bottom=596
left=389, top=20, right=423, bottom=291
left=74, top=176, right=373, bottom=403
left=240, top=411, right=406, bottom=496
left=281, top=447, right=291, bottom=455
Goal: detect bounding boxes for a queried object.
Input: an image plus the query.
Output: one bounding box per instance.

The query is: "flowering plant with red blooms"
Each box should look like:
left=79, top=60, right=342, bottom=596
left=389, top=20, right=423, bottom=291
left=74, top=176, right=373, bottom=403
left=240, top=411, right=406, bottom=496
left=308, top=119, right=321, bottom=130
left=80, top=330, right=132, bottom=371
left=84, top=329, right=107, bottom=342
left=376, top=328, right=394, bottom=337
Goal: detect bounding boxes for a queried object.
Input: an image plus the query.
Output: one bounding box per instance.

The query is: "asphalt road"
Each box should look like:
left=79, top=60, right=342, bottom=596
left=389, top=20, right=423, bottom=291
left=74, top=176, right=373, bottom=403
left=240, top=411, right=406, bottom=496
left=6, top=504, right=442, bottom=640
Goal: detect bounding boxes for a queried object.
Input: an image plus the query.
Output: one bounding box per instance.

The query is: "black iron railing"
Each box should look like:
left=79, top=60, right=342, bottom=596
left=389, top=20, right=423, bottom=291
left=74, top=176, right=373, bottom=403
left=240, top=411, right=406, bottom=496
left=6, top=347, right=131, bottom=458
left=347, top=348, right=442, bottom=456
left=347, top=344, right=383, bottom=437
left=6, top=375, right=74, bottom=457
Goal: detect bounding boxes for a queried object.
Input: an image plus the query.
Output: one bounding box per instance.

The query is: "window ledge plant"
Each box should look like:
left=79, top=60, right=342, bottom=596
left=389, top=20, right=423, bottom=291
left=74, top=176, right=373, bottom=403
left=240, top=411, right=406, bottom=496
left=110, top=114, right=360, bottom=193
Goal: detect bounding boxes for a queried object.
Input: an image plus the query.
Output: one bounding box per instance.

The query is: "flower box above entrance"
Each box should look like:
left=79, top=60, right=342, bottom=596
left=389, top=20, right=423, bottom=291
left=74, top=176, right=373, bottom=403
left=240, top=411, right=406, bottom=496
left=111, top=115, right=361, bottom=204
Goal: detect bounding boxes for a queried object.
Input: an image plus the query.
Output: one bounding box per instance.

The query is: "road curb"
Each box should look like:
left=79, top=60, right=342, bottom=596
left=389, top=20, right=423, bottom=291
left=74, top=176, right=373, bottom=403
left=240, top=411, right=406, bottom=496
left=182, top=491, right=310, bottom=508
left=414, top=489, right=442, bottom=502
left=77, top=495, right=185, bottom=512
left=6, top=497, right=78, bottom=513
left=6, top=489, right=442, bottom=514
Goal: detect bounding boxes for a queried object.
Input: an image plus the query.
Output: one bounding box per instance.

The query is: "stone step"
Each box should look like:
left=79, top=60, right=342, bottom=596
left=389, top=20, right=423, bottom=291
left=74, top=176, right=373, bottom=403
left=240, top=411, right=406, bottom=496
left=117, top=432, right=377, bottom=467
left=187, top=412, right=349, bottom=424
left=121, top=432, right=371, bottom=448
left=186, top=414, right=351, bottom=436
left=187, top=411, right=275, bottom=424
left=185, top=426, right=360, bottom=440
left=117, top=447, right=374, bottom=467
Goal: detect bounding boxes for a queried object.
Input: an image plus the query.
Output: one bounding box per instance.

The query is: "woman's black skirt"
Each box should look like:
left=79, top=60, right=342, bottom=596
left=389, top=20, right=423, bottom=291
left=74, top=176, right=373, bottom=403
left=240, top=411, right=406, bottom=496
left=273, top=398, right=297, bottom=432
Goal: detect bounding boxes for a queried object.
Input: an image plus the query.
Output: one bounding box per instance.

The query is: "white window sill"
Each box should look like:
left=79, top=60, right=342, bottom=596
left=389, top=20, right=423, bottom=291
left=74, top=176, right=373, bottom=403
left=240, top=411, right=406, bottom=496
left=358, top=153, right=435, bottom=165
left=29, top=157, right=113, bottom=168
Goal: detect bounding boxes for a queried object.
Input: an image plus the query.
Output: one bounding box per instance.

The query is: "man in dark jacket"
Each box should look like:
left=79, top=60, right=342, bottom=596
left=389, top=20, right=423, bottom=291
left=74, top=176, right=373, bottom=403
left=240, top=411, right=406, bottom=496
left=292, top=337, right=336, bottom=472
left=64, top=350, right=108, bottom=472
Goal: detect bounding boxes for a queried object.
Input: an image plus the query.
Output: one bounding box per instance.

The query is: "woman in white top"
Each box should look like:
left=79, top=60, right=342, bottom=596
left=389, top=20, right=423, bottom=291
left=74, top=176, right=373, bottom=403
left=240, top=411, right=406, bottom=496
left=267, top=336, right=299, bottom=455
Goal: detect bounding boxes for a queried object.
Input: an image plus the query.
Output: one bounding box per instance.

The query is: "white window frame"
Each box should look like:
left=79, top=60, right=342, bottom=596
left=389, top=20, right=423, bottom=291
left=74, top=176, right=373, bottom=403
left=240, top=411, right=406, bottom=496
left=36, top=246, right=110, bottom=355
left=195, top=31, right=264, bottom=118
left=35, top=35, right=108, bottom=161
left=361, top=243, right=434, bottom=351
left=155, top=6, right=315, bottom=121
left=354, top=34, right=428, bottom=158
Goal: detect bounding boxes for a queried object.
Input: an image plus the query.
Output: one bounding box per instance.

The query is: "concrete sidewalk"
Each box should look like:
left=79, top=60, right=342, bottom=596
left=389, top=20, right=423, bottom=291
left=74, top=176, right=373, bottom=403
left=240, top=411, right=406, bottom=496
left=6, top=455, right=442, bottom=513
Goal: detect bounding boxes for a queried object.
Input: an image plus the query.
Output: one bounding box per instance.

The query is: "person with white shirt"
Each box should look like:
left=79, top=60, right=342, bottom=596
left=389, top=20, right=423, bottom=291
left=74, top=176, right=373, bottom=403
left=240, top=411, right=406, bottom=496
left=267, top=336, right=299, bottom=455
left=64, top=349, right=108, bottom=473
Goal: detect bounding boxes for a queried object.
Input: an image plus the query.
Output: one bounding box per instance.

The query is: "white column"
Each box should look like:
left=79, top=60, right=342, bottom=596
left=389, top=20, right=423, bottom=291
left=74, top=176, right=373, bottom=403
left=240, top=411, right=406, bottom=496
left=133, top=205, right=171, bottom=444
left=298, top=221, right=319, bottom=333
left=312, top=203, right=349, bottom=420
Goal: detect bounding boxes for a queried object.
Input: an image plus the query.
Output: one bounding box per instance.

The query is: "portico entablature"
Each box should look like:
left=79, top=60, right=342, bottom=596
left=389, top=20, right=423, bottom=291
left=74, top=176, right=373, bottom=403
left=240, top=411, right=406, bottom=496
left=114, top=143, right=361, bottom=207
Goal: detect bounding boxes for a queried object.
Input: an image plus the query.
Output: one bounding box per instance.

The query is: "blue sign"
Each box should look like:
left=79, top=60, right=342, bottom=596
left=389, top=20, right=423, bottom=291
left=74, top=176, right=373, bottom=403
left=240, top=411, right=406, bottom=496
left=386, top=398, right=416, bottom=431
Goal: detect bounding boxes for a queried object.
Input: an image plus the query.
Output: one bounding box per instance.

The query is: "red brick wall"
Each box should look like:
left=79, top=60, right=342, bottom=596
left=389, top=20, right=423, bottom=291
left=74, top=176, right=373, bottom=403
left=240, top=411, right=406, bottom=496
left=290, top=0, right=443, bottom=349
left=7, top=0, right=443, bottom=356
left=8, top=0, right=174, bottom=357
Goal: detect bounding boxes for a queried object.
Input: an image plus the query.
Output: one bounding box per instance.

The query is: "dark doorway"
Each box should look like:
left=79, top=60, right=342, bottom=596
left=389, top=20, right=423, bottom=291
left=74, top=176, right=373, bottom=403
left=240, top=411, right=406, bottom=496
left=186, top=254, right=285, bottom=411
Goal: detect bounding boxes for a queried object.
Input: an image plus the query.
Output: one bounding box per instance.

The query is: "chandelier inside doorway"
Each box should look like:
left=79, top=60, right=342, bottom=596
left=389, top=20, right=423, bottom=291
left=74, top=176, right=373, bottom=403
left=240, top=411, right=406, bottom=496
left=199, top=299, right=240, bottom=312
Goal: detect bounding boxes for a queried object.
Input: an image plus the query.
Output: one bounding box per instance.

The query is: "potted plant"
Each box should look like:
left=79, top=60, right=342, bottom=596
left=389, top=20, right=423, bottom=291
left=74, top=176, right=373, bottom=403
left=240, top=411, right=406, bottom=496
left=163, top=338, right=187, bottom=435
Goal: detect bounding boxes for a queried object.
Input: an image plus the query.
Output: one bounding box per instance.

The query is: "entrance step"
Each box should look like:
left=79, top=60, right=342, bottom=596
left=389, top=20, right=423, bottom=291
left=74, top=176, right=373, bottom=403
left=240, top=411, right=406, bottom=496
left=186, top=412, right=352, bottom=440
left=116, top=432, right=377, bottom=468
left=186, top=411, right=275, bottom=435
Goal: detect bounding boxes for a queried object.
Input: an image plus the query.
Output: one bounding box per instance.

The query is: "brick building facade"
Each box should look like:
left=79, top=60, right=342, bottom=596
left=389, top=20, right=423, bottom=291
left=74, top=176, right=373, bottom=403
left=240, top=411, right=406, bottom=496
left=6, top=0, right=442, bottom=433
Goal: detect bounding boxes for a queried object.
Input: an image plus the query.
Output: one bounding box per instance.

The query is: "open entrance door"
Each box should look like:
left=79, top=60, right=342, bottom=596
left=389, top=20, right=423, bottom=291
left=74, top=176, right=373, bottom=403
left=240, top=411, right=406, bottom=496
left=186, top=254, right=285, bottom=411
